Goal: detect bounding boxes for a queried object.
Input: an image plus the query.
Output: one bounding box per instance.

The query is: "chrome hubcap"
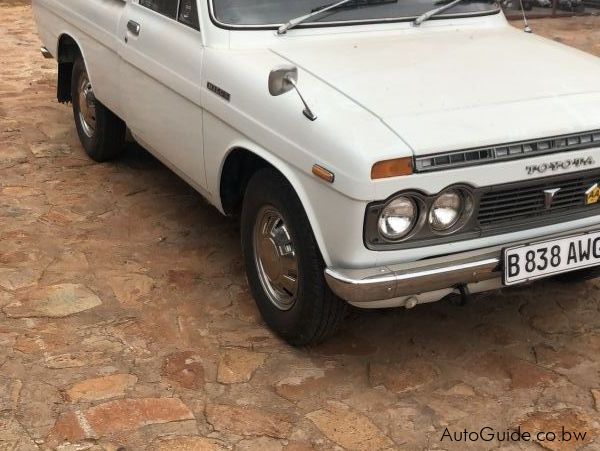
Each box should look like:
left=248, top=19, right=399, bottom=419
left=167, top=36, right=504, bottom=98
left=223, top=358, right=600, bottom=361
left=78, top=74, right=96, bottom=138
left=253, top=206, right=298, bottom=311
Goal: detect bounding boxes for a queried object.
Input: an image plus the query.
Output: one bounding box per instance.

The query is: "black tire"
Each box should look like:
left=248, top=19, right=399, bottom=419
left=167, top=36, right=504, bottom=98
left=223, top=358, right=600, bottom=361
left=523, top=0, right=533, bottom=10
left=71, top=56, right=125, bottom=162
left=241, top=168, right=347, bottom=346
left=554, top=266, right=600, bottom=283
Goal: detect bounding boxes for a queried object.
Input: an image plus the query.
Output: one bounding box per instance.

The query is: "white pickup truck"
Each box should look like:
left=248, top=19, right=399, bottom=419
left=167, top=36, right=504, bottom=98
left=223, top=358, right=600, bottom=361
left=32, top=0, right=600, bottom=345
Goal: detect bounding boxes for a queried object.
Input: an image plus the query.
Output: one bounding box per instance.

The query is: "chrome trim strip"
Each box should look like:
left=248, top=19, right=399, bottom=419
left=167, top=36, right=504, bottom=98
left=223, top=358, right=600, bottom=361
left=326, top=224, right=600, bottom=304
left=394, top=257, right=499, bottom=282
left=40, top=46, right=53, bottom=59
left=415, top=130, right=600, bottom=172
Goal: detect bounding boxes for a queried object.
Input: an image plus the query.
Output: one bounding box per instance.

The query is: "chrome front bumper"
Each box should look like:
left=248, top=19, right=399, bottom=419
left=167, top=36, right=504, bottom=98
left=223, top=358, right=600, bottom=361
left=324, top=225, right=598, bottom=305
left=325, top=253, right=499, bottom=304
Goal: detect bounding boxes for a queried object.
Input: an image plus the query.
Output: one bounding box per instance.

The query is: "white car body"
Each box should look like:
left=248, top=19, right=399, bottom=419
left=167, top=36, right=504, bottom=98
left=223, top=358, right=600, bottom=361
left=32, top=0, right=600, bottom=309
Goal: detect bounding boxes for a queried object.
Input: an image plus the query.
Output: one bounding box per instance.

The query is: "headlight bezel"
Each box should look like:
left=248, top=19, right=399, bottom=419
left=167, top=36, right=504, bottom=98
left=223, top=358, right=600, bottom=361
left=365, top=184, right=478, bottom=249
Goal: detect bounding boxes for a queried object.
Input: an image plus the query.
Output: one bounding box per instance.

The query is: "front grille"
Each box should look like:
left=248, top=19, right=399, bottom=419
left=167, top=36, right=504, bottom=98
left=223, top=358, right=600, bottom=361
left=478, top=171, right=600, bottom=227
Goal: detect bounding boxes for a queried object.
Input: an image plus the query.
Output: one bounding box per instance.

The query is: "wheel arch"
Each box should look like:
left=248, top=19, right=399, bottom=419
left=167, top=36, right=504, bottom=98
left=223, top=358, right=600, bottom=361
left=55, top=33, right=85, bottom=103
left=218, top=145, right=332, bottom=265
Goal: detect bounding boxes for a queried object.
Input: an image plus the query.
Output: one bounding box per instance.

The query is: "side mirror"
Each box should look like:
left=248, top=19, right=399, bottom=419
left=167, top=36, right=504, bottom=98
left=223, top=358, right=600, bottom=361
left=268, top=65, right=298, bottom=96
left=268, top=65, right=317, bottom=121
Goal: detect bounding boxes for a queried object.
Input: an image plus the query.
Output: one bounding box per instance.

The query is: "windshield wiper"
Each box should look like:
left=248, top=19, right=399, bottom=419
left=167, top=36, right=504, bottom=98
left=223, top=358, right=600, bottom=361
left=412, top=0, right=466, bottom=26
left=278, top=0, right=397, bottom=35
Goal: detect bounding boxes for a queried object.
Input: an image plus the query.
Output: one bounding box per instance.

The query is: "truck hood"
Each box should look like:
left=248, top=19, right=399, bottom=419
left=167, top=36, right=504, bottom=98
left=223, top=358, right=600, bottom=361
left=271, top=25, right=600, bottom=155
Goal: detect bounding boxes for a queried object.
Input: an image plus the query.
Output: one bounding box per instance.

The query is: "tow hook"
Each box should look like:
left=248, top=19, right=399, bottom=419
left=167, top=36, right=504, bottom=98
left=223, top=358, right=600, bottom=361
left=456, top=284, right=472, bottom=306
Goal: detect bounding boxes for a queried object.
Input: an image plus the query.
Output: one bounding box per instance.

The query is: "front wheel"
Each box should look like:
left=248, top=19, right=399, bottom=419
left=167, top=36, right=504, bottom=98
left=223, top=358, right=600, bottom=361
left=71, top=56, right=126, bottom=162
left=241, top=168, right=346, bottom=346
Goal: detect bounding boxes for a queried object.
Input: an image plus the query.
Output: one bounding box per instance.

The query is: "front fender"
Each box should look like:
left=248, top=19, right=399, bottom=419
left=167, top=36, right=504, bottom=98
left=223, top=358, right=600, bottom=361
left=200, top=48, right=412, bottom=267
left=200, top=47, right=409, bottom=203
left=204, top=112, right=344, bottom=265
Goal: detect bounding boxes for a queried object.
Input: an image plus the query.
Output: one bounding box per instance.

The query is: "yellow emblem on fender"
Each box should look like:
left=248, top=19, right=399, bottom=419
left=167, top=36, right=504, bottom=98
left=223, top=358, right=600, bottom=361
left=586, top=183, right=600, bottom=205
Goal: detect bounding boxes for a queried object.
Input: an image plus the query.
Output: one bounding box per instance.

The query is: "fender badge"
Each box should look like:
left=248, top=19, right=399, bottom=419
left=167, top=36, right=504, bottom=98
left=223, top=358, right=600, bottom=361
left=586, top=183, right=600, bottom=205
left=207, top=82, right=230, bottom=102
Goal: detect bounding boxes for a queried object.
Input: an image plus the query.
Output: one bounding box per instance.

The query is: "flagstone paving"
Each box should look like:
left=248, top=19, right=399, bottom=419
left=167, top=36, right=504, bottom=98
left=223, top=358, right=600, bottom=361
left=1, top=3, right=600, bottom=449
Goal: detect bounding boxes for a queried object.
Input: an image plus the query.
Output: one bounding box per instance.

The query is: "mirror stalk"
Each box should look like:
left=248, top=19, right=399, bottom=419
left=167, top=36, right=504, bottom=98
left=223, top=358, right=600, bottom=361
left=518, top=0, right=533, bottom=33
left=284, top=75, right=317, bottom=121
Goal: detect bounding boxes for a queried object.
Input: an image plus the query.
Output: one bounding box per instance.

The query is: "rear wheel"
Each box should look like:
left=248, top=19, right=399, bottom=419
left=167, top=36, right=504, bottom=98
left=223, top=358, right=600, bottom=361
left=241, top=168, right=346, bottom=346
left=71, top=56, right=125, bottom=162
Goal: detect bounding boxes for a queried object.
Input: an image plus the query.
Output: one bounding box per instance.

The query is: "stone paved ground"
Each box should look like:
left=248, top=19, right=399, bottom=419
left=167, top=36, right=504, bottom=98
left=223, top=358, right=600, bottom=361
left=1, top=3, right=600, bottom=450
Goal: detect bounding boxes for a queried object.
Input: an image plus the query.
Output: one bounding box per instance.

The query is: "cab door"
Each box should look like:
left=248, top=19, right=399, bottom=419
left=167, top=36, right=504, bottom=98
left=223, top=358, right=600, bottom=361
left=118, top=0, right=207, bottom=190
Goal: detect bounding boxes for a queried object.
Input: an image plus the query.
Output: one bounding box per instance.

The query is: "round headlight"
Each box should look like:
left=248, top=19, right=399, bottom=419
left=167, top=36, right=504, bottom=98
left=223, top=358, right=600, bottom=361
left=378, top=196, right=417, bottom=240
left=429, top=190, right=464, bottom=231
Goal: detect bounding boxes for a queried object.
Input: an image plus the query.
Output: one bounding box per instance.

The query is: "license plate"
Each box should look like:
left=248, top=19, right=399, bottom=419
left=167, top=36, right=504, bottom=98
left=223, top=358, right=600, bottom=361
left=503, top=231, right=600, bottom=286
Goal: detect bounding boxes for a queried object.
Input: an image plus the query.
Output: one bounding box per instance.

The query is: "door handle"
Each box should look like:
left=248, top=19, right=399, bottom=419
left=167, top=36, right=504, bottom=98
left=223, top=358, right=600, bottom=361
left=127, top=20, right=140, bottom=36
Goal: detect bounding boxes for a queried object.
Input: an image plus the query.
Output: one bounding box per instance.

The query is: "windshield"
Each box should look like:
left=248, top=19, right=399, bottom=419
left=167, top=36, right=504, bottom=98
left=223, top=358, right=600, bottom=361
left=211, top=0, right=499, bottom=28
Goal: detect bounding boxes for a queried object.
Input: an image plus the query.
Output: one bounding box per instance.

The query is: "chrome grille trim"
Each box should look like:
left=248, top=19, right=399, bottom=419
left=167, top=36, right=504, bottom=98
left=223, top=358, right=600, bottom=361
left=414, top=130, right=600, bottom=172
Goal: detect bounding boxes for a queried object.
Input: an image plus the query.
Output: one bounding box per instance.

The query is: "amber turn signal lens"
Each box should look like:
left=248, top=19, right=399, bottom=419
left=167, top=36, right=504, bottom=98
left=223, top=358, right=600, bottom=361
left=371, top=157, right=413, bottom=179
left=312, top=164, right=335, bottom=183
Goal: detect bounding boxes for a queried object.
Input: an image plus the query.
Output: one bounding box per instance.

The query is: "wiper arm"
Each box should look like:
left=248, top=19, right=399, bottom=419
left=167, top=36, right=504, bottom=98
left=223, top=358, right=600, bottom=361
left=412, top=0, right=465, bottom=26
left=278, top=0, right=396, bottom=35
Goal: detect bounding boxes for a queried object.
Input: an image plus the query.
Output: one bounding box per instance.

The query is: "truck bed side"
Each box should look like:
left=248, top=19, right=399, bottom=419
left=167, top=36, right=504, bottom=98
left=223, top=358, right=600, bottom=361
left=32, top=0, right=126, bottom=118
